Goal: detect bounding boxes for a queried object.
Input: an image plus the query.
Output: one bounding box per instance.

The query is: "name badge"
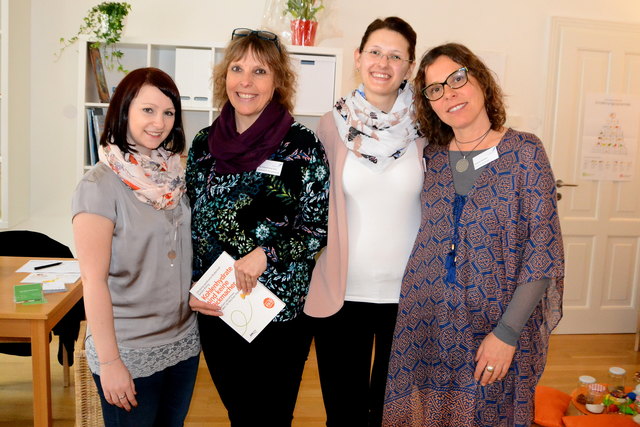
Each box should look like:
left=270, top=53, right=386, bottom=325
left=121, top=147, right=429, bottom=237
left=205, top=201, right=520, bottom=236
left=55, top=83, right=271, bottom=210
left=256, top=160, right=283, bottom=176
left=473, top=146, right=499, bottom=170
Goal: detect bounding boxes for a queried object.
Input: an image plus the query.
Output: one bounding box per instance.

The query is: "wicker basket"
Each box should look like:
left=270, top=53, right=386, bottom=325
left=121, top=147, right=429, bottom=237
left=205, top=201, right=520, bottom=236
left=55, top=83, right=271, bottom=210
left=74, top=321, right=104, bottom=427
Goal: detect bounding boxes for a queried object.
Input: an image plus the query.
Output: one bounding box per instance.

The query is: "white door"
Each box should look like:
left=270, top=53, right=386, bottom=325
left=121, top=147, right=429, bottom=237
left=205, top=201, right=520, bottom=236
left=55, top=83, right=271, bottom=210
left=544, top=18, right=640, bottom=333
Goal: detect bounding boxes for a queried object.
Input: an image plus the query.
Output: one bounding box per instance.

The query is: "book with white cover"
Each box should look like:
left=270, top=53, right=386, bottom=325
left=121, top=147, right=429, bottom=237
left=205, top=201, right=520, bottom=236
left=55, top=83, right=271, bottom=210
left=190, top=251, right=285, bottom=343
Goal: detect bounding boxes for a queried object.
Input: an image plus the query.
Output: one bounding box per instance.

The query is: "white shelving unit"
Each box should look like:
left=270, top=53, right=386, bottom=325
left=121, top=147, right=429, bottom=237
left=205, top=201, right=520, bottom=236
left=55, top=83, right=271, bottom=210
left=76, top=37, right=342, bottom=180
left=0, top=0, right=30, bottom=228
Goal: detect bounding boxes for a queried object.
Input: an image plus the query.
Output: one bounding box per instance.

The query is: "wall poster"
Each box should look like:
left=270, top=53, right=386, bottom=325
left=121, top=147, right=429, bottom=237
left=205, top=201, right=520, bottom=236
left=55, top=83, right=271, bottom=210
left=580, top=93, right=639, bottom=181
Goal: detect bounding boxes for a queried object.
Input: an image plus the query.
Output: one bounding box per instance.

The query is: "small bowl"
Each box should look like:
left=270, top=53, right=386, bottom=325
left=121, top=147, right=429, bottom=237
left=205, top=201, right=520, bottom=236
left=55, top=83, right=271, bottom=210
left=585, top=403, right=605, bottom=414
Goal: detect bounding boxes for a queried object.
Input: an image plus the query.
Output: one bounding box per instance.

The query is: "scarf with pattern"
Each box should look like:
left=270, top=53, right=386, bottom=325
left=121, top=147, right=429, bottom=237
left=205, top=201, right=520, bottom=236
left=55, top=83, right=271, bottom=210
left=99, top=143, right=185, bottom=210
left=333, top=82, right=420, bottom=172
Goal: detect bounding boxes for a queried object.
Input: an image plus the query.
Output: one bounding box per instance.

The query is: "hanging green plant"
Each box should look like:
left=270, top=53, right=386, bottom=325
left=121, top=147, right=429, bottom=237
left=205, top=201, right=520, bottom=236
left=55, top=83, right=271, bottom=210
left=57, top=2, right=132, bottom=72
left=283, top=0, right=324, bottom=21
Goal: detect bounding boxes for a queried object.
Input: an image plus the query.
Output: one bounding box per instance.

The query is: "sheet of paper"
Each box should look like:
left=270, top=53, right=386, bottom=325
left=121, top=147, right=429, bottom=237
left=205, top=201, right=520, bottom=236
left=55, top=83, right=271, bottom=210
left=20, top=272, right=80, bottom=284
left=17, top=260, right=80, bottom=274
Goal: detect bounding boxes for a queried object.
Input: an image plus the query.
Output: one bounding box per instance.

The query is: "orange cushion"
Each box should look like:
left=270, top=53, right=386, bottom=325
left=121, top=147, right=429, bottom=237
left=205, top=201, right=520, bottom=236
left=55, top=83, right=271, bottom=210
left=534, top=385, right=572, bottom=427
left=562, top=414, right=638, bottom=426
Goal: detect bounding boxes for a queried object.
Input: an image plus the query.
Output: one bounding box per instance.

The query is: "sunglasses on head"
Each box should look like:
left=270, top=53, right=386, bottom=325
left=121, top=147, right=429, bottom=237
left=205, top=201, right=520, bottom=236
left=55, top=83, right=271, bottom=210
left=231, top=28, right=280, bottom=52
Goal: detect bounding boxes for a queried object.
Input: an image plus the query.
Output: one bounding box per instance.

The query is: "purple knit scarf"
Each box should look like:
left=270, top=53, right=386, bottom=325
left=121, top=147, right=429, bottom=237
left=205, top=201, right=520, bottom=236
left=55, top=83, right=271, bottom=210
left=208, top=100, right=294, bottom=174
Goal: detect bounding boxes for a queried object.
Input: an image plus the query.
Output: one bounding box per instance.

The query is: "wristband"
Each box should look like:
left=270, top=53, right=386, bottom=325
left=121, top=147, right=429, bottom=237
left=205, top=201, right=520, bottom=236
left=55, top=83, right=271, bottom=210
left=99, top=356, right=121, bottom=366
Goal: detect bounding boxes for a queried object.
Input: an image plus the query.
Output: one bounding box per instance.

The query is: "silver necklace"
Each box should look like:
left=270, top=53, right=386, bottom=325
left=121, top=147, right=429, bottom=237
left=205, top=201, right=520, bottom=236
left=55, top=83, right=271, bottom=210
left=452, top=128, right=491, bottom=173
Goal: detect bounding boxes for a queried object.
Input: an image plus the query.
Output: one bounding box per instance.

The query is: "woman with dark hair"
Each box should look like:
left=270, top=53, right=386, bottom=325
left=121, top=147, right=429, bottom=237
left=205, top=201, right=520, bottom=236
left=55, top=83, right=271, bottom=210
left=187, top=28, right=329, bottom=426
left=304, top=17, right=425, bottom=427
left=73, top=67, right=199, bottom=426
left=384, top=43, right=564, bottom=426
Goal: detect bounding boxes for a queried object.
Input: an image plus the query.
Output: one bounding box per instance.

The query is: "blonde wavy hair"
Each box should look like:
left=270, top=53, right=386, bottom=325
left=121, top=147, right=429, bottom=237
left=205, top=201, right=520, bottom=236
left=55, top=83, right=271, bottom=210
left=213, top=33, right=296, bottom=114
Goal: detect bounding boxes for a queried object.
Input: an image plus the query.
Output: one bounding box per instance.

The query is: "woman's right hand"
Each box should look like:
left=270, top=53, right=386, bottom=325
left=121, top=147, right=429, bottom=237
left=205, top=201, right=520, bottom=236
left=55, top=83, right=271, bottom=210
left=234, top=247, right=267, bottom=295
left=189, top=294, right=223, bottom=316
left=99, top=359, right=137, bottom=411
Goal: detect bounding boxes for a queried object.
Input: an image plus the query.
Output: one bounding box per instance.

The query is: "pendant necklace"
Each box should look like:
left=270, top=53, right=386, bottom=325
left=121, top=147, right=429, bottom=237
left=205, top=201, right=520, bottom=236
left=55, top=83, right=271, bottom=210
left=165, top=206, right=183, bottom=267
left=453, top=127, right=492, bottom=173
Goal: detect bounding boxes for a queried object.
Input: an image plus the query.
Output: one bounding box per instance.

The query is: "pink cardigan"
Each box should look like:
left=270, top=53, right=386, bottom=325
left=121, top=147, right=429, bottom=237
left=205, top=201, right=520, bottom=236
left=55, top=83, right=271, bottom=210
left=304, top=112, right=427, bottom=318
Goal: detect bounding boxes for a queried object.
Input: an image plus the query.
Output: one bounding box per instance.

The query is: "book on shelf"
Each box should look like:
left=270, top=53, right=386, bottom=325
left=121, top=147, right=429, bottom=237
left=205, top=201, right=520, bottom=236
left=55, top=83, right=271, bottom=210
left=190, top=251, right=285, bottom=343
left=92, top=107, right=106, bottom=146
left=86, top=108, right=97, bottom=165
left=88, top=47, right=110, bottom=103
left=86, top=107, right=106, bottom=165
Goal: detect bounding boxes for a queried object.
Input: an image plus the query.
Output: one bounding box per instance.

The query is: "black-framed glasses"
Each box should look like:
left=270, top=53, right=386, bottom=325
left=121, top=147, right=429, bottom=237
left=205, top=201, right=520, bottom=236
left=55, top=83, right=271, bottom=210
left=231, top=28, right=280, bottom=52
left=422, top=67, right=469, bottom=101
left=361, top=49, right=412, bottom=65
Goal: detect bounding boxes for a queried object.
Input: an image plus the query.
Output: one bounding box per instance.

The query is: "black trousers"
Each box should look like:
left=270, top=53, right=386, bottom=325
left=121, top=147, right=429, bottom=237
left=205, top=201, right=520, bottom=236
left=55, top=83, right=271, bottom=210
left=198, top=313, right=312, bottom=427
left=311, top=301, right=398, bottom=427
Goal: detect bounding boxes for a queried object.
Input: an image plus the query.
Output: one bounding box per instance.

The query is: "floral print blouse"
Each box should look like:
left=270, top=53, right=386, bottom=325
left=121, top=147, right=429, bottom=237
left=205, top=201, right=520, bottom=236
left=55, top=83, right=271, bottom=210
left=187, top=122, right=330, bottom=321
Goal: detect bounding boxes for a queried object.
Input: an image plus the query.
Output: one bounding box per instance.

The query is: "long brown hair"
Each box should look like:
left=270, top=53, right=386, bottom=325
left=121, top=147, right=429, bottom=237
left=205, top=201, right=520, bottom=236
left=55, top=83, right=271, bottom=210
left=413, top=43, right=506, bottom=146
left=214, top=32, right=296, bottom=114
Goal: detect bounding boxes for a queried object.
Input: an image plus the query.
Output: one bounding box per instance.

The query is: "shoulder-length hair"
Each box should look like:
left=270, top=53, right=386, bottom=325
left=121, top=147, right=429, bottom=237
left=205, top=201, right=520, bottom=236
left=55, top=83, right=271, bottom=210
left=100, top=67, right=185, bottom=154
left=413, top=43, right=506, bottom=146
left=214, top=33, right=296, bottom=114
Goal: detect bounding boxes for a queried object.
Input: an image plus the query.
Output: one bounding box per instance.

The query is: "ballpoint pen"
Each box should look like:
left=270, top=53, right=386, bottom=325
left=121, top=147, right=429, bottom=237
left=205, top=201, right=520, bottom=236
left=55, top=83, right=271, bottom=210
left=34, top=261, right=63, bottom=270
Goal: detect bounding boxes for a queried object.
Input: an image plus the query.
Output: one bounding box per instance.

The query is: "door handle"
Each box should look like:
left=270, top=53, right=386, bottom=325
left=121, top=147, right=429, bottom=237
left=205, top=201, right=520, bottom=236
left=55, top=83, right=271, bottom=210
left=556, top=179, right=578, bottom=188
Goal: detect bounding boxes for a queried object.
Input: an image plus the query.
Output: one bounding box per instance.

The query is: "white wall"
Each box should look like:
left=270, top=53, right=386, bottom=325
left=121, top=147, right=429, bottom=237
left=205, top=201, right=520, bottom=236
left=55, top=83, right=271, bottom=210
left=20, top=0, right=640, bottom=250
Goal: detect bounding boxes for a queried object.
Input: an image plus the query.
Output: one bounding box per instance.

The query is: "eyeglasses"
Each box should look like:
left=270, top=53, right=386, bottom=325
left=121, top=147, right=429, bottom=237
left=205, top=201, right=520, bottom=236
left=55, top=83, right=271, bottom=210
left=422, top=67, right=469, bottom=101
left=231, top=28, right=280, bottom=52
left=361, top=49, right=412, bottom=65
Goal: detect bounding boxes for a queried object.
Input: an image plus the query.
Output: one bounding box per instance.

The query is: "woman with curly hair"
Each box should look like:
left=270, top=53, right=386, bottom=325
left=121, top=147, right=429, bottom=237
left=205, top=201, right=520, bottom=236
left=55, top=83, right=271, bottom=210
left=384, top=43, right=564, bottom=426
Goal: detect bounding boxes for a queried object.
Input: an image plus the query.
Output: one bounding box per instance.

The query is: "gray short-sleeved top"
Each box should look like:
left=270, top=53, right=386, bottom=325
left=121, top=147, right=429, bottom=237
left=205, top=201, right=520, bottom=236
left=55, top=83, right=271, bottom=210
left=72, top=162, right=196, bottom=348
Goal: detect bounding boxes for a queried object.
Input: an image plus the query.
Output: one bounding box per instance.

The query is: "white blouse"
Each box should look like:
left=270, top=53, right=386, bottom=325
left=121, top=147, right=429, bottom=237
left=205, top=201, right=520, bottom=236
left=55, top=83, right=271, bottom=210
left=342, top=141, right=423, bottom=303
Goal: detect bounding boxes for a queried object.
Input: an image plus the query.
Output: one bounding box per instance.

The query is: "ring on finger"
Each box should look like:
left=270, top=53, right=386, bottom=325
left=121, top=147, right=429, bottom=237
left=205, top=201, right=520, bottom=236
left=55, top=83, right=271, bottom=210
left=486, top=365, right=495, bottom=373
left=118, top=395, right=126, bottom=400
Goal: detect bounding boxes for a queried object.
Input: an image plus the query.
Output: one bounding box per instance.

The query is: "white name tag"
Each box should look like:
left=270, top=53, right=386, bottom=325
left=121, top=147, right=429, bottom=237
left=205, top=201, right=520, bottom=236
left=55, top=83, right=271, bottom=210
left=256, top=160, right=283, bottom=176
left=473, top=146, right=499, bottom=170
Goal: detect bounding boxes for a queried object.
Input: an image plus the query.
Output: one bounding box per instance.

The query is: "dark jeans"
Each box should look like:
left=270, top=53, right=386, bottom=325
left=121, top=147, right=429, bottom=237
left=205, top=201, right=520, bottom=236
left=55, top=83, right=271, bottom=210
left=312, top=301, right=398, bottom=427
left=198, top=313, right=312, bottom=427
left=93, top=355, right=199, bottom=427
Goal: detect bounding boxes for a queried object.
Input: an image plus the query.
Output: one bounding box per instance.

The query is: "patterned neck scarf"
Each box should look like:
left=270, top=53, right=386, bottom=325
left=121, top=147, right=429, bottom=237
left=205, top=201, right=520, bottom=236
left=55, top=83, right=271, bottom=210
left=99, top=143, right=185, bottom=210
left=208, top=100, right=294, bottom=174
left=333, top=82, right=420, bottom=172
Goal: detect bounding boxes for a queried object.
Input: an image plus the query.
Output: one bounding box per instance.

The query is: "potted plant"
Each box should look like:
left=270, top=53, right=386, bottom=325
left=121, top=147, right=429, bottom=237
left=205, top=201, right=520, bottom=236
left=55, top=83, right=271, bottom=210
left=58, top=2, right=132, bottom=72
left=283, top=0, right=323, bottom=46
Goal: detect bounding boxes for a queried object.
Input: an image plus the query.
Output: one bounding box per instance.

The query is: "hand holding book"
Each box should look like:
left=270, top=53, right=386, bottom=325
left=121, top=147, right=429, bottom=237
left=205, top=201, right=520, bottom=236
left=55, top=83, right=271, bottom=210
left=190, top=251, right=285, bottom=342
left=234, top=247, right=267, bottom=294
left=189, top=294, right=223, bottom=316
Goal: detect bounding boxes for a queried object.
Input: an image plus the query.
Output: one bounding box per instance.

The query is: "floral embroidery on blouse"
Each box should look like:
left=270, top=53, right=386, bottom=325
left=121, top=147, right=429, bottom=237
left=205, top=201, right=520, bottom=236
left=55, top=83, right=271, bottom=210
left=187, top=122, right=330, bottom=321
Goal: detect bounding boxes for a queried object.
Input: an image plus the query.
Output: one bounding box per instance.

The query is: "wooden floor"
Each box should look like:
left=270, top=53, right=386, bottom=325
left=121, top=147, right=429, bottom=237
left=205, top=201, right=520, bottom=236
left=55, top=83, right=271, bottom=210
left=1, top=334, right=639, bottom=426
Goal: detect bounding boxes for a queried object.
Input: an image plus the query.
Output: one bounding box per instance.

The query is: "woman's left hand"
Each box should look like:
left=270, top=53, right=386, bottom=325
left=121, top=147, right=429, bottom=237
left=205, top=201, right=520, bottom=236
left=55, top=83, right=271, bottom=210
left=474, top=332, right=516, bottom=386
left=189, top=294, right=223, bottom=316
left=234, top=247, right=267, bottom=295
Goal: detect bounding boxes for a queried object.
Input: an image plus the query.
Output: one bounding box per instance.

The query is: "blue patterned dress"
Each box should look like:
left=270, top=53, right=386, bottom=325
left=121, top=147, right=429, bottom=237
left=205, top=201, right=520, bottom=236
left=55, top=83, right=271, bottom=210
left=187, top=122, right=330, bottom=320
left=383, top=129, right=564, bottom=426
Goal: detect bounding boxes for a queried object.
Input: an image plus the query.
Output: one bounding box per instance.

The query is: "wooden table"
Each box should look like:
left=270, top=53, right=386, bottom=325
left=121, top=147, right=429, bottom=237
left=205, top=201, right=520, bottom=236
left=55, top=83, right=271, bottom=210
left=0, top=256, right=83, bottom=427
